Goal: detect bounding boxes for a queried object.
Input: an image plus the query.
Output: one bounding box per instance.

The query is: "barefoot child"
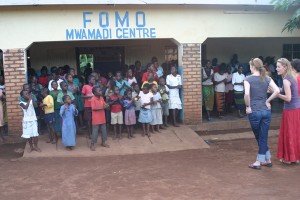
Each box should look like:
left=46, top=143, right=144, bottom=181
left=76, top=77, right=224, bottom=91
left=90, top=86, right=110, bottom=151
left=20, top=90, right=41, bottom=152
left=123, top=90, right=136, bottom=139
left=138, top=83, right=153, bottom=137
left=60, top=95, right=78, bottom=151
left=40, top=88, right=56, bottom=144
left=158, top=77, right=169, bottom=127
left=50, top=81, right=62, bottom=136
left=150, top=84, right=163, bottom=132
left=107, top=86, right=123, bottom=139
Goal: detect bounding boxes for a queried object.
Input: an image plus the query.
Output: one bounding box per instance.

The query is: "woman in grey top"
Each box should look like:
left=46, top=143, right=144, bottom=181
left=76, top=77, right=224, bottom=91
left=244, top=58, right=279, bottom=170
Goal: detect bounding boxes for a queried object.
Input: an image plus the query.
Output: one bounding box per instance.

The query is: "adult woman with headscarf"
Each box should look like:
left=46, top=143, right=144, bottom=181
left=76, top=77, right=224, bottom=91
left=276, top=58, right=300, bottom=164
left=244, top=58, right=279, bottom=170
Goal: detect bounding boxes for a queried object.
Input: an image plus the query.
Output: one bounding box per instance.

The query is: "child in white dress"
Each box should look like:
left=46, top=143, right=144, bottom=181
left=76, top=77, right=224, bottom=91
left=20, top=90, right=41, bottom=153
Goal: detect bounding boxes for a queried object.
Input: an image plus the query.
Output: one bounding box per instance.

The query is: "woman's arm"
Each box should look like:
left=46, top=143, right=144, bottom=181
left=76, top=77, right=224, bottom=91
left=244, top=81, right=251, bottom=113
left=267, top=79, right=280, bottom=103
left=277, top=79, right=292, bottom=102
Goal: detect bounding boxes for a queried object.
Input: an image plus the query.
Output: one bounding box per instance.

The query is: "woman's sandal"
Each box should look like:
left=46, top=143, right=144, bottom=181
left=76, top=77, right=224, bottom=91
left=280, top=159, right=292, bottom=165
left=248, top=163, right=261, bottom=170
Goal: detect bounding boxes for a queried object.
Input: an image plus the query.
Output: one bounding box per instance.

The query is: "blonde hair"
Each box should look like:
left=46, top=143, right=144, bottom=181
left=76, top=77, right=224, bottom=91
left=277, top=58, right=297, bottom=80
left=249, top=58, right=266, bottom=80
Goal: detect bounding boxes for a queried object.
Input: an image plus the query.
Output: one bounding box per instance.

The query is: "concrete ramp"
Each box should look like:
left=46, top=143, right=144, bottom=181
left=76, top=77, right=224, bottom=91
left=23, top=125, right=209, bottom=158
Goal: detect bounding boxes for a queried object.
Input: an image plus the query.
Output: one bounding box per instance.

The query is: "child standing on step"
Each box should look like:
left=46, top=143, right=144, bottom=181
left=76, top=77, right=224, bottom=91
left=138, top=83, right=153, bottom=137
left=40, top=88, right=57, bottom=144
left=60, top=95, right=78, bottom=151
left=123, top=90, right=136, bottom=139
left=90, top=86, right=110, bottom=151
left=20, top=90, right=41, bottom=153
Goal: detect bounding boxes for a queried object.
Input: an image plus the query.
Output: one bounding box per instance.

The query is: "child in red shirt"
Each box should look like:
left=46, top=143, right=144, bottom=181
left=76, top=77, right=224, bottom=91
left=81, top=75, right=96, bottom=138
left=90, top=86, right=109, bottom=151
left=108, top=86, right=123, bottom=139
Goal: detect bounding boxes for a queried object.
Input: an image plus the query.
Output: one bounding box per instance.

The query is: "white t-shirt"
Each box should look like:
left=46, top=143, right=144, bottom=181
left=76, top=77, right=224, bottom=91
left=232, top=72, right=245, bottom=92
left=20, top=100, right=37, bottom=121
left=128, top=77, right=137, bottom=86
left=48, top=79, right=64, bottom=91
left=214, top=73, right=227, bottom=92
left=202, top=68, right=214, bottom=85
left=138, top=91, right=153, bottom=110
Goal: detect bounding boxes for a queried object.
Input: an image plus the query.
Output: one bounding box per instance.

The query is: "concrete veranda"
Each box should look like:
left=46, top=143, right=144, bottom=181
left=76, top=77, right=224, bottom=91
left=23, top=125, right=209, bottom=158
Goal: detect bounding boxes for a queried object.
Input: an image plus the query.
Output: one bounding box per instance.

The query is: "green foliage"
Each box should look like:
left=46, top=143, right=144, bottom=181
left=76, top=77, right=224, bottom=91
left=271, top=0, right=300, bottom=32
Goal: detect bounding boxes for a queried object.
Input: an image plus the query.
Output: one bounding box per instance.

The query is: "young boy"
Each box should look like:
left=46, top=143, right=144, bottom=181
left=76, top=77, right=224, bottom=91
left=57, top=82, right=75, bottom=105
left=40, top=88, right=57, bottom=144
left=81, top=75, right=96, bottom=138
left=108, top=86, right=123, bottom=139
left=158, top=77, right=170, bottom=127
left=132, top=83, right=141, bottom=124
left=90, top=86, right=110, bottom=151
left=20, top=90, right=41, bottom=153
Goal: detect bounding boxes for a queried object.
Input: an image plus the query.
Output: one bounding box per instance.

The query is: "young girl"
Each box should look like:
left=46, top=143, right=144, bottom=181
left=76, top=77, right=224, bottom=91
left=138, top=83, right=153, bottom=137
left=40, top=88, right=56, bottom=144
left=50, top=81, right=62, bottom=136
left=150, top=84, right=163, bottom=132
left=132, top=83, right=141, bottom=122
left=158, top=77, right=169, bottom=127
left=60, top=95, right=78, bottom=151
left=127, top=68, right=137, bottom=86
left=105, top=80, right=115, bottom=132
left=20, top=90, right=41, bottom=152
left=123, top=90, right=136, bottom=139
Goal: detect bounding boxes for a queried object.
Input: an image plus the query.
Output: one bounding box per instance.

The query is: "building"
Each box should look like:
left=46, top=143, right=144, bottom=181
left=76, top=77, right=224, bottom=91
left=0, top=0, right=299, bottom=138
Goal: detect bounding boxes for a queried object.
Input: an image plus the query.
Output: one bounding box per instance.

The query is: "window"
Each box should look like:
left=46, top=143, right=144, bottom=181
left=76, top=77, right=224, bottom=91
left=283, top=44, right=300, bottom=59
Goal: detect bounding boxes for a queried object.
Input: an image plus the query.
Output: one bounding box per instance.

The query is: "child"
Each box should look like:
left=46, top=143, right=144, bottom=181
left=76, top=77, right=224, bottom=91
left=138, top=83, right=153, bottom=137
left=123, top=90, right=136, bottom=139
left=127, top=68, right=137, bottom=86
left=141, top=72, right=158, bottom=88
left=132, top=83, right=141, bottom=121
left=20, top=90, right=41, bottom=152
left=104, top=80, right=115, bottom=131
left=115, top=71, right=131, bottom=96
left=150, top=84, right=163, bottom=132
left=40, top=88, right=56, bottom=144
left=60, top=95, right=78, bottom=151
left=81, top=75, right=96, bottom=138
left=49, top=81, right=62, bottom=136
left=108, top=86, right=123, bottom=139
left=158, top=77, right=169, bottom=127
left=57, top=82, right=75, bottom=105
left=90, top=86, right=110, bottom=151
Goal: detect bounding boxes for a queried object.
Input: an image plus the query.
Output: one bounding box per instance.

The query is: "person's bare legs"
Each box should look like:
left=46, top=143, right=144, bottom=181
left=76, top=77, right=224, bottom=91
left=33, top=137, right=41, bottom=152
left=146, top=123, right=150, bottom=137
left=127, top=125, right=131, bottom=139
left=118, top=124, right=122, bottom=139
left=113, top=124, right=117, bottom=139
left=28, top=138, right=34, bottom=153
left=46, top=124, right=53, bottom=143
left=156, top=125, right=160, bottom=132
left=172, top=109, right=179, bottom=127
left=0, top=127, right=5, bottom=143
left=142, top=123, right=146, bottom=136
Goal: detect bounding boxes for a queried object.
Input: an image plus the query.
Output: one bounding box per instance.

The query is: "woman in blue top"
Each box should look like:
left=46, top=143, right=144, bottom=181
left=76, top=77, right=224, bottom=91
left=244, top=58, right=279, bottom=170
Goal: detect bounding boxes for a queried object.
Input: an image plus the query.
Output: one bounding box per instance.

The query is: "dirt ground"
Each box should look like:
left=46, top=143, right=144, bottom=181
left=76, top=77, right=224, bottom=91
left=0, top=136, right=299, bottom=200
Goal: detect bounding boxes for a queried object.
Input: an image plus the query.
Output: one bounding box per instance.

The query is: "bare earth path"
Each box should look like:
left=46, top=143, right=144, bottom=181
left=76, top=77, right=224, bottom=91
left=0, top=136, right=299, bottom=200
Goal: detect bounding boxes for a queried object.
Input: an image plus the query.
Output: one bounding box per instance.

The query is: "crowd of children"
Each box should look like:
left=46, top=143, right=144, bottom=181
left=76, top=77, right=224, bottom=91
left=19, top=58, right=182, bottom=152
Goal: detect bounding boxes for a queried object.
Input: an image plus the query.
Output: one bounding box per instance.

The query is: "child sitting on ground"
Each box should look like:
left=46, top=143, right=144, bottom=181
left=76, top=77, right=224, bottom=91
left=20, top=90, right=41, bottom=153
left=90, top=86, right=110, bottom=151
left=138, top=83, right=153, bottom=137
left=108, top=86, right=123, bottom=139
left=40, top=88, right=57, bottom=144
left=123, top=90, right=136, bottom=139
left=60, top=95, right=78, bottom=151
